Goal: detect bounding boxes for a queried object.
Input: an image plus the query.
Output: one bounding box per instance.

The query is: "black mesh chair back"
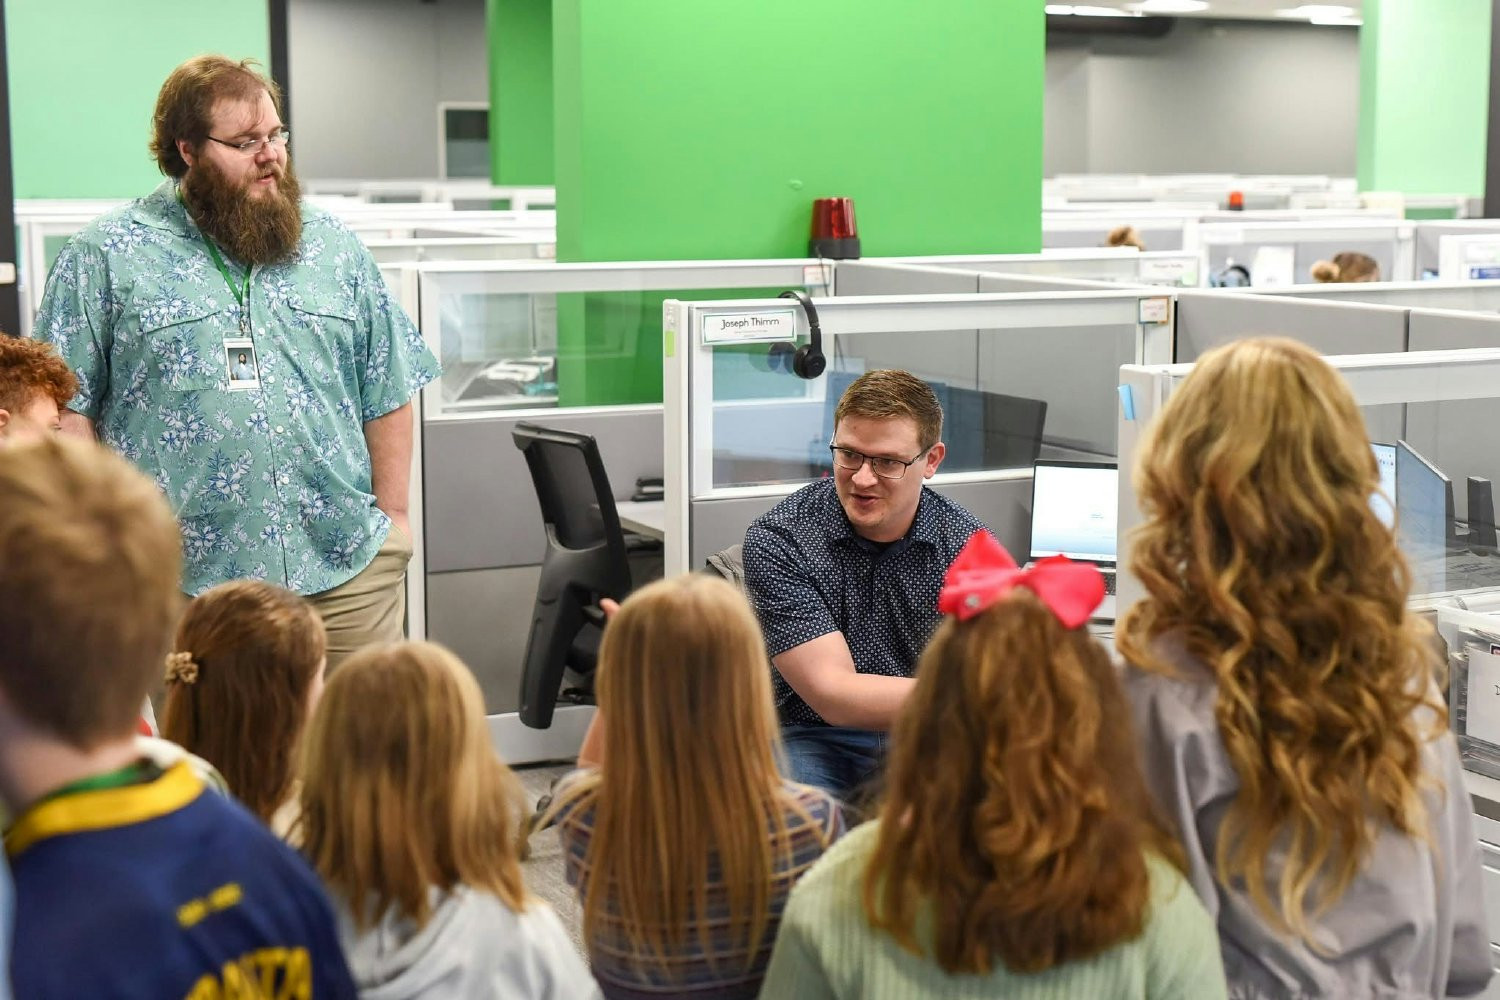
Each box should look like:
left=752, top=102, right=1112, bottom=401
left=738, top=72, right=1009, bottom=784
left=512, top=422, right=632, bottom=728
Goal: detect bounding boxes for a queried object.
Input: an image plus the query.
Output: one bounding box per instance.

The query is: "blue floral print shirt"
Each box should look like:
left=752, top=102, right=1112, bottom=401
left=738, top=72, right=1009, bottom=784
left=33, top=180, right=440, bottom=596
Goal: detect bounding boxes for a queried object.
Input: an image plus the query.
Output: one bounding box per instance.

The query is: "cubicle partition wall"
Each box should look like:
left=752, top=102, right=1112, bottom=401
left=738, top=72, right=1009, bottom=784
left=662, top=289, right=1178, bottom=581
left=1244, top=281, right=1500, bottom=312
left=365, top=236, right=554, bottom=264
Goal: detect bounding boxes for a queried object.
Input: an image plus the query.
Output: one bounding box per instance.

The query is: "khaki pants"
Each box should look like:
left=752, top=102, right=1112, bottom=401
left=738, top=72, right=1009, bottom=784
left=308, top=526, right=413, bottom=671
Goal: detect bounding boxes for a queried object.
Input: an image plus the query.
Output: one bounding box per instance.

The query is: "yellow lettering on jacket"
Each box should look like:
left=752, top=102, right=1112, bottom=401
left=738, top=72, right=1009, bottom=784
left=180, top=947, right=313, bottom=1000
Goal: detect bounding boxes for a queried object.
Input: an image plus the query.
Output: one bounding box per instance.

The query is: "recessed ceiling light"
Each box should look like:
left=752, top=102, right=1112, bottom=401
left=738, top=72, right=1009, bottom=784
left=1275, top=4, right=1355, bottom=18
left=1132, top=0, right=1209, bottom=12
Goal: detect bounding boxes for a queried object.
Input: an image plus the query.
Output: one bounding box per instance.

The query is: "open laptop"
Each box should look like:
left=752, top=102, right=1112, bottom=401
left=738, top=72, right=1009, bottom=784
left=1029, top=460, right=1119, bottom=622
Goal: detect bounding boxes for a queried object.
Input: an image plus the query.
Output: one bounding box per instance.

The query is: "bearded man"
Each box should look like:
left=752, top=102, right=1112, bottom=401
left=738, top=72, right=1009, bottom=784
left=33, top=55, right=439, bottom=668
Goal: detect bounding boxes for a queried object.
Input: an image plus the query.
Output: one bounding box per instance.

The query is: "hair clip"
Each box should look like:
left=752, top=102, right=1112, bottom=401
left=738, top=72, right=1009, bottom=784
left=938, top=531, right=1105, bottom=630
left=164, top=651, right=199, bottom=685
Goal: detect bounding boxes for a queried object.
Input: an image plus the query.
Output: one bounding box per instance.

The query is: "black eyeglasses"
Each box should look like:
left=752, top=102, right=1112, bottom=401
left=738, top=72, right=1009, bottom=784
left=207, top=128, right=290, bottom=155
left=828, top=445, right=929, bottom=480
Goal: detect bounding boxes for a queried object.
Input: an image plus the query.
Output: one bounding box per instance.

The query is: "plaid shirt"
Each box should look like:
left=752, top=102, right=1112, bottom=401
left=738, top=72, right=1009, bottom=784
left=555, top=777, right=843, bottom=999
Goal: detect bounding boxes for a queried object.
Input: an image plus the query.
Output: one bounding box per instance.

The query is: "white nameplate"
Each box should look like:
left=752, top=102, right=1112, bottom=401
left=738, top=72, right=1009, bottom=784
left=702, top=309, right=799, bottom=345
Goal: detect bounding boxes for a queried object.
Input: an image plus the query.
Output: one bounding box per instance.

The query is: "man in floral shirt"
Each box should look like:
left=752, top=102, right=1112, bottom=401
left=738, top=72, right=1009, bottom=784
left=33, top=55, right=439, bottom=667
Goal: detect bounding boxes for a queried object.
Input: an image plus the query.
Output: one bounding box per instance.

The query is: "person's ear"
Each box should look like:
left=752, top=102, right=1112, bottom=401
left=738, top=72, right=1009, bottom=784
left=0, top=408, right=11, bottom=435
left=923, top=441, right=945, bottom=478
left=177, top=138, right=198, bottom=170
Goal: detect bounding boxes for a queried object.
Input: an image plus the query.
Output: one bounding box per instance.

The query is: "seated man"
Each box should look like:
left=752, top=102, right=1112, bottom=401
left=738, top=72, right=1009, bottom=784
left=0, top=335, right=75, bottom=444
left=743, top=370, right=988, bottom=799
left=0, top=437, right=356, bottom=999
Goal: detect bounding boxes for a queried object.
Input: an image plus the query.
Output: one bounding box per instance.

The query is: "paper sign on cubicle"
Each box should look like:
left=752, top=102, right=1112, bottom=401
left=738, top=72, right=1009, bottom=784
left=1465, top=644, right=1500, bottom=747
left=702, top=309, right=800, bottom=345
left=1138, top=258, right=1198, bottom=288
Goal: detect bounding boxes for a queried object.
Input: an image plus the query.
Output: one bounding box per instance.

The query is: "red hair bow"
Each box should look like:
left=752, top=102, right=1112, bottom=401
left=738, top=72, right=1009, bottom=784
left=938, top=530, right=1105, bottom=629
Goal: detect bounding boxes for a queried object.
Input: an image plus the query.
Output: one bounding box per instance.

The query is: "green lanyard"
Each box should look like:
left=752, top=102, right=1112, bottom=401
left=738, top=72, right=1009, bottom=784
left=204, top=239, right=252, bottom=334
left=178, top=187, right=252, bottom=333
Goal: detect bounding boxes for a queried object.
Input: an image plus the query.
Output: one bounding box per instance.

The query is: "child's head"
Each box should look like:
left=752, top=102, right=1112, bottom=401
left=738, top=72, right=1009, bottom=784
left=866, top=533, right=1174, bottom=975
left=160, top=579, right=325, bottom=821
left=299, top=641, right=526, bottom=929
left=595, top=573, right=780, bottom=782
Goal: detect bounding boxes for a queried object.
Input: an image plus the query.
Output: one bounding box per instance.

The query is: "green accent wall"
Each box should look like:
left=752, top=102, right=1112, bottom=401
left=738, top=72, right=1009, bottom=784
left=6, top=0, right=269, bottom=199
left=551, top=0, right=1043, bottom=404
left=488, top=0, right=554, bottom=186
left=1358, top=0, right=1491, bottom=196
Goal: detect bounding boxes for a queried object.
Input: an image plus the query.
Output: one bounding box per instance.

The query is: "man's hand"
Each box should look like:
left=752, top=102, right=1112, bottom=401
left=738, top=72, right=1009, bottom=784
left=384, top=509, right=411, bottom=540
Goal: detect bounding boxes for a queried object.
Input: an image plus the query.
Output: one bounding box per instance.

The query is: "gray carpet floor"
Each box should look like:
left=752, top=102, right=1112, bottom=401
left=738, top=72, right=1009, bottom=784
left=516, top=763, right=585, bottom=955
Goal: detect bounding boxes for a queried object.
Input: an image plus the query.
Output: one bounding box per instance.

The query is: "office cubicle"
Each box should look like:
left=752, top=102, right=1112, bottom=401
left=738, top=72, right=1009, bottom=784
left=1195, top=218, right=1417, bottom=287
left=403, top=259, right=849, bottom=760
left=15, top=201, right=558, bottom=336
left=662, top=288, right=1177, bottom=579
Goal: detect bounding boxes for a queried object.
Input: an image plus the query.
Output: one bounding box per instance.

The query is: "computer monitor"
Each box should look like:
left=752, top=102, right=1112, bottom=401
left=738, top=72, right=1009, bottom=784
left=1396, top=439, right=1454, bottom=595
left=1371, top=442, right=1396, bottom=530
left=1028, top=461, right=1118, bottom=566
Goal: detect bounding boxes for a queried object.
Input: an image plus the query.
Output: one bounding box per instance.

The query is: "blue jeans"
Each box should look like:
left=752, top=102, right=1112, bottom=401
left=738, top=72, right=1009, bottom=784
left=780, top=725, right=887, bottom=802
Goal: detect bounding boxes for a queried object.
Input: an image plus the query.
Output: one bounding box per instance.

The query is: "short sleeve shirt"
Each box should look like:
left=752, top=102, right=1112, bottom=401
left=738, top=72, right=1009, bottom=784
left=32, top=180, right=440, bottom=596
left=742, top=479, right=987, bottom=726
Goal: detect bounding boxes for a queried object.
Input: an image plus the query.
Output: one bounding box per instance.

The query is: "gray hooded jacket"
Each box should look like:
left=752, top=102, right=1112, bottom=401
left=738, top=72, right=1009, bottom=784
left=338, top=886, right=600, bottom=1000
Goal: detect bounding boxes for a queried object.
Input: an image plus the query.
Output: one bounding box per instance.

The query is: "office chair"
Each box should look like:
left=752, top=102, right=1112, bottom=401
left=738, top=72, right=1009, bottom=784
left=512, top=422, right=634, bottom=730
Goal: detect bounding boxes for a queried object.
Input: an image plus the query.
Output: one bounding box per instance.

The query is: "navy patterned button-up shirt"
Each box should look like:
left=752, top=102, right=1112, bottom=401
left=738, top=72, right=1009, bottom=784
left=33, top=180, right=440, bottom=596
left=743, top=478, right=988, bottom=726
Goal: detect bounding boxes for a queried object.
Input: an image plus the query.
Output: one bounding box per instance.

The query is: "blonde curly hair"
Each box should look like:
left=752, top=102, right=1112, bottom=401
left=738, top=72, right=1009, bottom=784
left=1117, top=336, right=1443, bottom=945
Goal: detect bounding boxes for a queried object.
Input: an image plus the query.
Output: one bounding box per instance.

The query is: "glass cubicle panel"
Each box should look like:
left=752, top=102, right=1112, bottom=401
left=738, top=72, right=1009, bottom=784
left=671, top=291, right=1168, bottom=496
left=705, top=322, right=1140, bottom=490
left=414, top=261, right=832, bottom=416
left=1118, top=350, right=1500, bottom=617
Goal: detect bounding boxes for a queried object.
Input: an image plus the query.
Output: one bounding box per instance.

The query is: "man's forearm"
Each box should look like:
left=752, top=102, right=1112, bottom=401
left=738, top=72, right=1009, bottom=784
left=59, top=411, right=96, bottom=442
left=364, top=403, right=413, bottom=533
left=812, top=673, right=915, bottom=730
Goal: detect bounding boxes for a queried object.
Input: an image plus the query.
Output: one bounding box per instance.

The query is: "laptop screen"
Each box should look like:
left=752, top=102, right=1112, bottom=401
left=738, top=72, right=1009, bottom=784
left=1029, top=462, right=1119, bottom=565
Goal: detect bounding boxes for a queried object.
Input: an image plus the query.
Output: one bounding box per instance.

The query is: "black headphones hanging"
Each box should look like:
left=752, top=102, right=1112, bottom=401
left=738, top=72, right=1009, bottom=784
left=777, top=289, right=826, bottom=380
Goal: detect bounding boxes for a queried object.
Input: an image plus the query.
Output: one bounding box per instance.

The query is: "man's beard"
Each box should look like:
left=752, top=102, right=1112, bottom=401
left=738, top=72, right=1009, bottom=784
left=182, top=156, right=303, bottom=267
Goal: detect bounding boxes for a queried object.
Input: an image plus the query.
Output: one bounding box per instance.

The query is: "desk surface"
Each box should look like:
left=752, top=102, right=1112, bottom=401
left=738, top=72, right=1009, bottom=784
left=616, top=499, right=665, bottom=541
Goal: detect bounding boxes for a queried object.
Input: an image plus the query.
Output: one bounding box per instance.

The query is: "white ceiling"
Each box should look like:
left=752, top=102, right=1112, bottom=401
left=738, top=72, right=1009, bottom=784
left=1045, top=1, right=1362, bottom=23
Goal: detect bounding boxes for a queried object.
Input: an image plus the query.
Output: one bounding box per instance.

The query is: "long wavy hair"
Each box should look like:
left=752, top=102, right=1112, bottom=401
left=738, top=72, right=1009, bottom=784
left=864, top=589, right=1184, bottom=974
left=1116, top=336, right=1444, bottom=944
left=161, top=579, right=325, bottom=823
left=299, top=642, right=528, bottom=929
left=553, top=574, right=827, bottom=977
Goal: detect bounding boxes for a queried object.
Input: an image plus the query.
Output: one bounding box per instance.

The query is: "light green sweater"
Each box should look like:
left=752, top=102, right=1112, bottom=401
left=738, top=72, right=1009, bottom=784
left=758, top=822, right=1227, bottom=1000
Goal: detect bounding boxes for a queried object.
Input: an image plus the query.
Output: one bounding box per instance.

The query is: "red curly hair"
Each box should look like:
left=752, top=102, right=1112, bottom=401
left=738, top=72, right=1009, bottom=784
left=0, top=335, right=77, bottom=416
left=864, top=589, right=1184, bottom=974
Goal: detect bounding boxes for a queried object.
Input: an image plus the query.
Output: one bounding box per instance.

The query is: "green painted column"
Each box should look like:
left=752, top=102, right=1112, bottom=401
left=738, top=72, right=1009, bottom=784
left=488, top=0, right=554, bottom=186
left=6, top=0, right=269, bottom=199
left=552, top=0, right=1044, bottom=405
left=1358, top=0, right=1491, bottom=195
